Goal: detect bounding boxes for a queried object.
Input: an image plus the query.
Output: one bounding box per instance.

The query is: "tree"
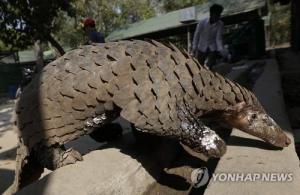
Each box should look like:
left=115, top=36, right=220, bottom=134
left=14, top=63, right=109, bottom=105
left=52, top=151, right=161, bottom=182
left=156, top=0, right=207, bottom=12
left=75, top=0, right=154, bottom=35
left=0, top=0, right=74, bottom=55
left=54, top=0, right=155, bottom=47
left=268, top=2, right=291, bottom=46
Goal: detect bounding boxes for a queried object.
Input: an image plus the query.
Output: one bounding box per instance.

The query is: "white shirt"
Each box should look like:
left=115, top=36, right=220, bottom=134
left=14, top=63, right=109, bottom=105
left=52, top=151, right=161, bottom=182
left=192, top=18, right=224, bottom=53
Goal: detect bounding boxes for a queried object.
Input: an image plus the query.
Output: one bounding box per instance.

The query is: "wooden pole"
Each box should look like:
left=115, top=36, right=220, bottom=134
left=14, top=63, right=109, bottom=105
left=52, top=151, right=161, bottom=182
left=187, top=26, right=191, bottom=53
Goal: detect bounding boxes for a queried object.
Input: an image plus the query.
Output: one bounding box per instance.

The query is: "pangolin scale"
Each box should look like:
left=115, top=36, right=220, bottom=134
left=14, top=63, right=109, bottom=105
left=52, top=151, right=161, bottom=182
left=5, top=40, right=290, bottom=194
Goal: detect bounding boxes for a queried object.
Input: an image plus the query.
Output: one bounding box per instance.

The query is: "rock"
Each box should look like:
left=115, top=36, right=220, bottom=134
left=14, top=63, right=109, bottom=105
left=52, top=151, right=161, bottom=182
left=16, top=133, right=182, bottom=195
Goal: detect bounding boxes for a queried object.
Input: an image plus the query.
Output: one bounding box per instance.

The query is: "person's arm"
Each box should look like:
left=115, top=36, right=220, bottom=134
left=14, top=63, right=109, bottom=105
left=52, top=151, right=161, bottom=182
left=216, top=22, right=224, bottom=52
left=192, top=20, right=203, bottom=54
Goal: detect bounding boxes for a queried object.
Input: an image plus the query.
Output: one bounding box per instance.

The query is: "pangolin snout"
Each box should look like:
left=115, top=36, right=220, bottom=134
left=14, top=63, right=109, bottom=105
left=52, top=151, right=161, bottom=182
left=273, top=132, right=291, bottom=148
left=283, top=134, right=291, bottom=147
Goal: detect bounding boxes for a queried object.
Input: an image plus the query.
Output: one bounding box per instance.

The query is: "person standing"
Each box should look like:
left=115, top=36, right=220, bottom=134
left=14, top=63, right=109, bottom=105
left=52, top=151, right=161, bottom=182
left=191, top=4, right=224, bottom=68
left=83, top=17, right=105, bottom=44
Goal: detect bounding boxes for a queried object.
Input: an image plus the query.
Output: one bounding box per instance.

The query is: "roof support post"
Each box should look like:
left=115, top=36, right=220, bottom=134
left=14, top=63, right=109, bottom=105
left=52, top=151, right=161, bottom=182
left=187, top=26, right=191, bottom=53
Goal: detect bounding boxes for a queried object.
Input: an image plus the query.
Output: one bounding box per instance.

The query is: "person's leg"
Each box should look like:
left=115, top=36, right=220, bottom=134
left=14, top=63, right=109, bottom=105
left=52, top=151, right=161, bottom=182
left=196, top=50, right=207, bottom=65
left=206, top=51, right=218, bottom=69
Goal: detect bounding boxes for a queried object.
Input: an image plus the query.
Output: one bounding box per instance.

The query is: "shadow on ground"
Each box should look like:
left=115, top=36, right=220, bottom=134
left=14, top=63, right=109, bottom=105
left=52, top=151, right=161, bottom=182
left=0, top=105, right=14, bottom=138
left=0, top=147, right=17, bottom=161
left=0, top=169, right=15, bottom=194
left=97, top=133, right=216, bottom=194
left=228, top=135, right=283, bottom=150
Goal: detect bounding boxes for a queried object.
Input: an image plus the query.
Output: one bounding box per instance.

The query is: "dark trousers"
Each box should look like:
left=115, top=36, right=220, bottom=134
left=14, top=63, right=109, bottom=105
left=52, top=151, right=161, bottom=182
left=195, top=49, right=218, bottom=68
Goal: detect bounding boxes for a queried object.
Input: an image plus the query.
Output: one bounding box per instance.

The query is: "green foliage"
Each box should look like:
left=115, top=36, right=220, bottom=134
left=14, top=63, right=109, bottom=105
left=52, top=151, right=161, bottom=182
left=84, top=0, right=155, bottom=34
left=158, top=0, right=207, bottom=12
left=0, top=0, right=207, bottom=50
left=0, top=0, right=73, bottom=51
left=52, top=0, right=208, bottom=48
left=269, top=3, right=291, bottom=45
left=52, top=11, right=85, bottom=48
left=0, top=40, right=8, bottom=51
left=53, top=0, right=155, bottom=48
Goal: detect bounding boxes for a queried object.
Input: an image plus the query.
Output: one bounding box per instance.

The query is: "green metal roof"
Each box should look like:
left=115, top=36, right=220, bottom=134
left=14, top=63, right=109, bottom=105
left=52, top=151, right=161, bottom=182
left=0, top=46, right=74, bottom=65
left=0, top=50, right=57, bottom=64
left=19, top=50, right=56, bottom=63
left=107, top=0, right=267, bottom=41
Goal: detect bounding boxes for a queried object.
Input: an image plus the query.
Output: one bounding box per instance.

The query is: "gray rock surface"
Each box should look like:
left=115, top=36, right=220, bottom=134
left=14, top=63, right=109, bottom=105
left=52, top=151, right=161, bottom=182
left=16, top=147, right=156, bottom=195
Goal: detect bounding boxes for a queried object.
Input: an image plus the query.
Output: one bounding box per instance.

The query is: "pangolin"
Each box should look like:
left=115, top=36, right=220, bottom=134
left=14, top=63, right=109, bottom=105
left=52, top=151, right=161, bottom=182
left=5, top=40, right=291, bottom=194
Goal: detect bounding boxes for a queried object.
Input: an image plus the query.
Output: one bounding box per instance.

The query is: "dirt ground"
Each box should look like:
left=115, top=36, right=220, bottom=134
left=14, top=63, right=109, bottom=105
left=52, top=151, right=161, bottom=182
left=0, top=98, right=17, bottom=194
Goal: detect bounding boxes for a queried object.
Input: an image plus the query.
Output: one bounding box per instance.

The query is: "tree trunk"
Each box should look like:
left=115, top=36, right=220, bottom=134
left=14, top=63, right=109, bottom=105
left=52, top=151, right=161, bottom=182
left=34, top=39, right=44, bottom=72
left=291, top=0, right=300, bottom=51
left=45, top=34, right=65, bottom=56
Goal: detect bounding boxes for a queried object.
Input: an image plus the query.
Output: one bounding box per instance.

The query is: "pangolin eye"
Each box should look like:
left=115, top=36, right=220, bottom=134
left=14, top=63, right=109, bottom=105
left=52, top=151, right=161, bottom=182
left=251, top=114, right=257, bottom=119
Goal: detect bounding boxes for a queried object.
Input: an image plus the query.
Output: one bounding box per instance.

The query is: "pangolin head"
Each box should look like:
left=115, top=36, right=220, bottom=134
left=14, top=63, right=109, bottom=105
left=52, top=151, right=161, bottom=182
left=222, top=102, right=291, bottom=148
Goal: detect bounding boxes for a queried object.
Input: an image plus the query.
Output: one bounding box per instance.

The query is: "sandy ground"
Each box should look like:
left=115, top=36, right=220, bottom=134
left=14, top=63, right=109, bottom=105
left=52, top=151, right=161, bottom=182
left=0, top=99, right=18, bottom=193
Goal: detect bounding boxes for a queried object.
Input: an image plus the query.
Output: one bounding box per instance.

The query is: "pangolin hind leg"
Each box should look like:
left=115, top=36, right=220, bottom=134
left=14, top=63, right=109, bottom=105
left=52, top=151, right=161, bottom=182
left=36, top=105, right=121, bottom=170
left=36, top=145, right=83, bottom=171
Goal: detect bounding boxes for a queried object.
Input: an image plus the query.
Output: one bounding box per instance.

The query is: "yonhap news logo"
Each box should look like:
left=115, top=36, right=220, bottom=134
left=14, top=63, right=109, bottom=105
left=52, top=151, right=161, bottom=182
left=191, top=167, right=210, bottom=188
left=191, top=167, right=293, bottom=188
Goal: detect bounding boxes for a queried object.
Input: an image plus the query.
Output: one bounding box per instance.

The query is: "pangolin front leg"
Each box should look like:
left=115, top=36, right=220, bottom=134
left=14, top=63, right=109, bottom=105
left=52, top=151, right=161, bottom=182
left=180, top=123, right=226, bottom=158
left=133, top=100, right=227, bottom=158
left=176, top=102, right=226, bottom=158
